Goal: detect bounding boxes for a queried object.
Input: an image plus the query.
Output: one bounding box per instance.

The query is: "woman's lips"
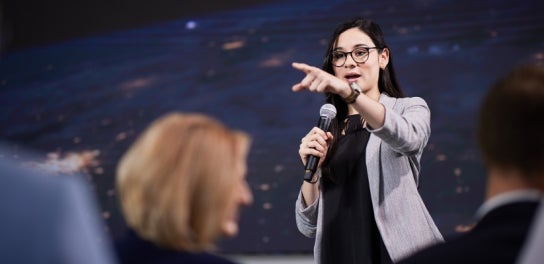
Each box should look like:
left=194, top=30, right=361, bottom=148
left=346, top=77, right=359, bottom=82
left=345, top=73, right=360, bottom=83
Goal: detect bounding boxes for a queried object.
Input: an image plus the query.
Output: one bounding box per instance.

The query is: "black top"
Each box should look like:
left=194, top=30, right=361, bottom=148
left=321, top=115, right=392, bottom=264
left=115, top=228, right=238, bottom=264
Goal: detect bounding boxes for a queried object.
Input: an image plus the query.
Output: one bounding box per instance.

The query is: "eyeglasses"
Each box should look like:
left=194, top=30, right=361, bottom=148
left=331, top=47, right=380, bottom=67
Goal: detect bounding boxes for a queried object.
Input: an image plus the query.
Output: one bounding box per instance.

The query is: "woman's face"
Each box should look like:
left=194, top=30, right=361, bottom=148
left=332, top=27, right=389, bottom=98
left=221, top=157, right=253, bottom=237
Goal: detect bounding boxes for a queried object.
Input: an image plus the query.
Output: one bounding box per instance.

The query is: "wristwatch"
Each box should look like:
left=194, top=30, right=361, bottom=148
left=343, top=82, right=361, bottom=104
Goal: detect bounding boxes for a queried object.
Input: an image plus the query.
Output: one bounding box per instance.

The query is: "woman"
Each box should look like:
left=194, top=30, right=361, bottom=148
left=115, top=112, right=252, bottom=264
left=292, top=18, right=444, bottom=263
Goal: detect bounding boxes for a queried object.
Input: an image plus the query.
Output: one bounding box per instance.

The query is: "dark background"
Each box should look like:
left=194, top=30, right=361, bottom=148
left=1, top=0, right=283, bottom=54
left=1, top=0, right=543, bottom=255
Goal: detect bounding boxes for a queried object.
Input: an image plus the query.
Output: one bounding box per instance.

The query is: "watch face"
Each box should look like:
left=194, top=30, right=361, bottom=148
left=350, top=82, right=362, bottom=93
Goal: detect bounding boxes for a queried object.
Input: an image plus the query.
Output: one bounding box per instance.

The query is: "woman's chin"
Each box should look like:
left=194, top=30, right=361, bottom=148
left=222, top=221, right=239, bottom=237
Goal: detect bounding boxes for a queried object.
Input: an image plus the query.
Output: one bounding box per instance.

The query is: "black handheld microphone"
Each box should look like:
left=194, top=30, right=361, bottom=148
left=304, top=103, right=337, bottom=182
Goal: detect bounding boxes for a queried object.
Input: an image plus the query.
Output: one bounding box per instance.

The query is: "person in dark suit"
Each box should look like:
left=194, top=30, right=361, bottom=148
left=517, top=199, right=544, bottom=264
left=398, top=64, right=544, bottom=264
left=0, top=144, right=118, bottom=264
left=114, top=112, right=253, bottom=264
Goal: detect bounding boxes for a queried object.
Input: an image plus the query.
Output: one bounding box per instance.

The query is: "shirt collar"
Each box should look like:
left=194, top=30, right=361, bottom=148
left=475, top=189, right=542, bottom=220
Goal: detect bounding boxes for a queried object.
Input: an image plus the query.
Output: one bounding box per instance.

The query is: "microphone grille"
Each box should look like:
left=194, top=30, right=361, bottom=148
left=320, top=103, right=337, bottom=119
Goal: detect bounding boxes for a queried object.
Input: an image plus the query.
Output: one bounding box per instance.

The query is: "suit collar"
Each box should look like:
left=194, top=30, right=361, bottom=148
left=476, top=190, right=542, bottom=220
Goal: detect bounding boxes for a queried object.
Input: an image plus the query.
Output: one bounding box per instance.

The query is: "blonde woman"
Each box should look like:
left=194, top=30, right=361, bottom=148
left=115, top=112, right=252, bottom=264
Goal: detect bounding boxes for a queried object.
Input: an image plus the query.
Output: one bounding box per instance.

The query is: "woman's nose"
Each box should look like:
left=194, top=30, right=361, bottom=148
left=239, top=180, right=253, bottom=205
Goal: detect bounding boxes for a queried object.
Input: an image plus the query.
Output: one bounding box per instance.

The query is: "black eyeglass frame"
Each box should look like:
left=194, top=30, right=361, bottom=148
left=330, top=46, right=381, bottom=67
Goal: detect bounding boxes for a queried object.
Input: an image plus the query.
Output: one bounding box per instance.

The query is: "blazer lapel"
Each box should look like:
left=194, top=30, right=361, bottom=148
left=366, top=93, right=396, bottom=207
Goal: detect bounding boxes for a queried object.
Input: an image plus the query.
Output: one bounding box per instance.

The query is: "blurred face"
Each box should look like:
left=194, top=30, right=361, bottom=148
left=333, top=27, right=389, bottom=99
left=221, top=157, right=253, bottom=237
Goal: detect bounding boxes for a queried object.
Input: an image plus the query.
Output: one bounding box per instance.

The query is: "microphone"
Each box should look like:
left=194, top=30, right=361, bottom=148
left=304, top=103, right=337, bottom=182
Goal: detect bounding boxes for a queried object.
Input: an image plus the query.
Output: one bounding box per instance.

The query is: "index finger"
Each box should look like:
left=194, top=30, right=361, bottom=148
left=310, top=127, right=328, bottom=140
left=291, top=62, right=313, bottom=73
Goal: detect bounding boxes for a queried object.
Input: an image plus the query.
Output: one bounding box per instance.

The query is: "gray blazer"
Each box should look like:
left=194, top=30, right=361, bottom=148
left=295, top=93, right=444, bottom=263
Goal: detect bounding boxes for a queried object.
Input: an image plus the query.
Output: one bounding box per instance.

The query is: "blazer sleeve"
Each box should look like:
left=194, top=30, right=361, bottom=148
left=368, top=96, right=431, bottom=156
left=295, top=189, right=319, bottom=238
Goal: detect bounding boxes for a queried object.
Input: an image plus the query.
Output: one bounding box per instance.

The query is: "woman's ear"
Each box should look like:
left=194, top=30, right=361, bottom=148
left=380, top=48, right=390, bottom=69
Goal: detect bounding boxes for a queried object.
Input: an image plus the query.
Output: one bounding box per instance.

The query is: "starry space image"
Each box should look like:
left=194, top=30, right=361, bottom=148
left=1, top=0, right=543, bottom=255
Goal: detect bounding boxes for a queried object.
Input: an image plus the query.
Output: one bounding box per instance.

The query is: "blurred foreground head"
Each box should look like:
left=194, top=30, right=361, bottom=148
left=477, top=64, right=544, bottom=180
left=0, top=144, right=117, bottom=264
left=116, top=112, right=252, bottom=252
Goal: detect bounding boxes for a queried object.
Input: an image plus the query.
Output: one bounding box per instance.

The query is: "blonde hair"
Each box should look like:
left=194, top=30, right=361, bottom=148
left=116, top=112, right=250, bottom=251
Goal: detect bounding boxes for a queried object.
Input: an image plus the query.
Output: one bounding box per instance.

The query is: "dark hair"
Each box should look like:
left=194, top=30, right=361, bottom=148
left=321, top=18, right=404, bottom=174
left=322, top=18, right=404, bottom=121
left=477, top=64, right=544, bottom=177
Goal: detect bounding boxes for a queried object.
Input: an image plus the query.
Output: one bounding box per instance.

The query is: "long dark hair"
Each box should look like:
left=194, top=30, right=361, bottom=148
left=321, top=18, right=404, bottom=174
